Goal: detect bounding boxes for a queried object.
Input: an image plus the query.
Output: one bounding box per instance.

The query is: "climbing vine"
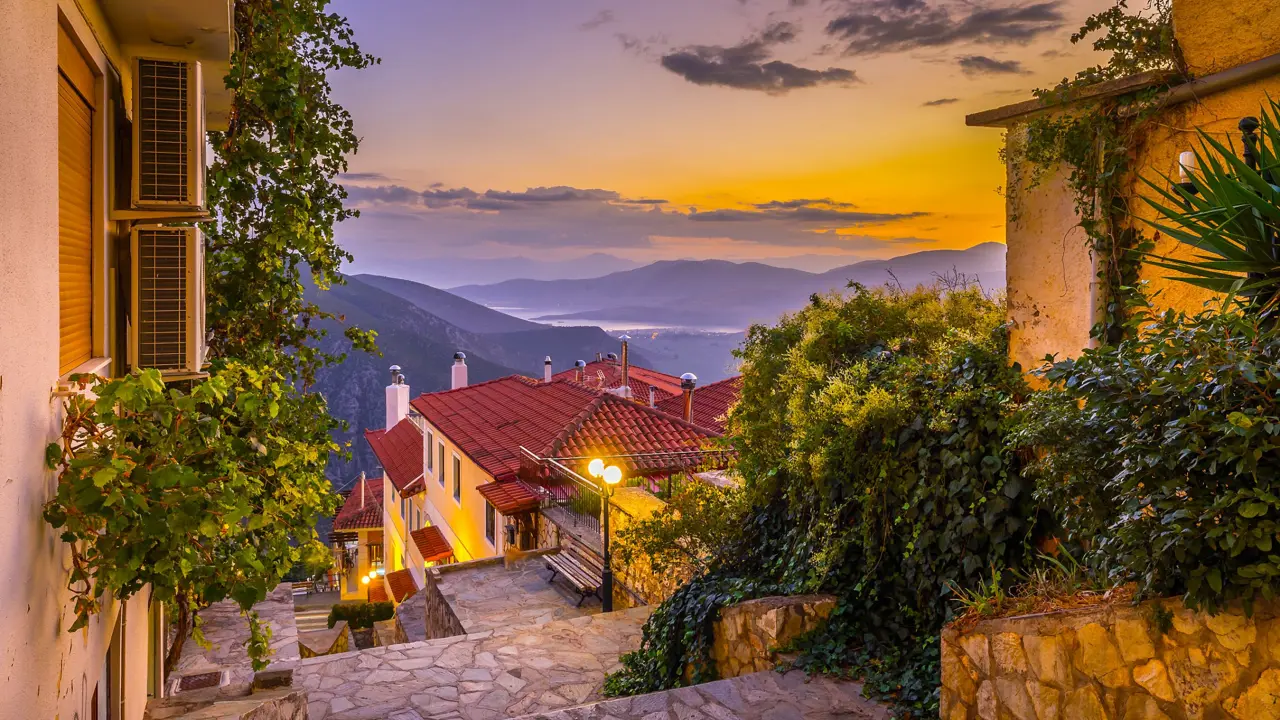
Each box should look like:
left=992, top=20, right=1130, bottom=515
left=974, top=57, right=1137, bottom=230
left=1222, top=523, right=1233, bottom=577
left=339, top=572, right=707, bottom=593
left=44, top=0, right=376, bottom=673
left=1005, top=0, right=1184, bottom=342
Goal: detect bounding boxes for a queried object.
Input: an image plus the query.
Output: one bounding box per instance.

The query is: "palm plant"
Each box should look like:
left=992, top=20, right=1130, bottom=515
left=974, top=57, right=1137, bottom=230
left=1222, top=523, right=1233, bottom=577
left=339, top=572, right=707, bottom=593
left=1138, top=97, right=1280, bottom=309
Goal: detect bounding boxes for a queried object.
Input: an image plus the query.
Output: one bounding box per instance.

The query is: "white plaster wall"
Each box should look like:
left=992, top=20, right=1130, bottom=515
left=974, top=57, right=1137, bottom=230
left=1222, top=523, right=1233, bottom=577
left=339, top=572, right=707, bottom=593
left=0, top=1, right=143, bottom=717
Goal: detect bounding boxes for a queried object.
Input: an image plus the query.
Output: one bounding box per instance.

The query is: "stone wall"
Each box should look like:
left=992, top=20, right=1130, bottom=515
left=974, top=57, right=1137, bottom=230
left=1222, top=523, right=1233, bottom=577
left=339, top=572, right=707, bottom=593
left=941, top=598, right=1280, bottom=720
left=609, top=487, right=693, bottom=609
left=145, top=688, right=307, bottom=720
left=421, top=561, right=475, bottom=640
left=708, top=595, right=837, bottom=680
left=297, top=621, right=349, bottom=659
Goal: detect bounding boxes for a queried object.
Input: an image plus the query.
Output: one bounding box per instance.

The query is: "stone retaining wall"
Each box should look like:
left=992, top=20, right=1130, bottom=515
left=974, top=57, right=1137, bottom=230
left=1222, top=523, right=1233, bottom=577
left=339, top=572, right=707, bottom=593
left=297, top=620, right=349, bottom=659
left=422, top=558, right=489, bottom=640
left=941, top=598, right=1280, bottom=720
left=709, top=594, right=837, bottom=679
left=609, top=487, right=693, bottom=609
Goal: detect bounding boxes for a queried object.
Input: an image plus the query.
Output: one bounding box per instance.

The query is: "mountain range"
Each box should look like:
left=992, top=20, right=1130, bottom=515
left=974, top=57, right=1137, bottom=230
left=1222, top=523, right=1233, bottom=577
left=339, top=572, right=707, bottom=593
left=450, top=243, right=1007, bottom=329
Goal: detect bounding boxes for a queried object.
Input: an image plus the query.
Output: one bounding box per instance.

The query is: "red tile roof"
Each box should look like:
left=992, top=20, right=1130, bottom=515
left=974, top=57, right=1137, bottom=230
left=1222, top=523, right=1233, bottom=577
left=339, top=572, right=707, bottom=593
left=333, top=477, right=383, bottom=530
left=655, top=375, right=743, bottom=434
left=553, top=360, right=683, bottom=401
left=368, top=582, right=389, bottom=603
left=385, top=568, right=419, bottom=603
left=548, top=394, right=719, bottom=478
left=477, top=480, right=543, bottom=515
left=365, top=418, right=424, bottom=495
left=410, top=525, right=454, bottom=564
left=410, top=376, right=602, bottom=481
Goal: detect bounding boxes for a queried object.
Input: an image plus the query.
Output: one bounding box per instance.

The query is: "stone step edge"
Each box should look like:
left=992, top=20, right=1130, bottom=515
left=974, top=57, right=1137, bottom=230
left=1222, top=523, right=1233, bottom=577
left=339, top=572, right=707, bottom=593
left=295, top=605, right=652, bottom=668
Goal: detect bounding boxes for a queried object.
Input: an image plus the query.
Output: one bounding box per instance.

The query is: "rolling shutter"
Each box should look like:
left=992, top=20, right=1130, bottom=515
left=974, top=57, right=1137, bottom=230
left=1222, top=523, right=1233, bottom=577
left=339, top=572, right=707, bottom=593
left=58, top=26, right=95, bottom=375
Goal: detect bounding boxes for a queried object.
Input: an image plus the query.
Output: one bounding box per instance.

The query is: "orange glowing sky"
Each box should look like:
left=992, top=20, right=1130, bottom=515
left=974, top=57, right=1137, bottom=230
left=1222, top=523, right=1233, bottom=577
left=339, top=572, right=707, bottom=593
left=329, top=0, right=1116, bottom=284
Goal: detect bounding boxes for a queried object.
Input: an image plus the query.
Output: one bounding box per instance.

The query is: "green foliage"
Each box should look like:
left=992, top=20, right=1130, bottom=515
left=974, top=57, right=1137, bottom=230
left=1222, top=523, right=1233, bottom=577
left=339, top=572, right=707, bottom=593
left=44, top=366, right=338, bottom=668
left=1137, top=98, right=1280, bottom=308
left=1014, top=295, right=1280, bottom=614
left=43, top=0, right=375, bottom=673
left=614, top=479, right=750, bottom=577
left=607, top=286, right=1040, bottom=715
left=1007, top=0, right=1183, bottom=343
left=327, top=601, right=394, bottom=630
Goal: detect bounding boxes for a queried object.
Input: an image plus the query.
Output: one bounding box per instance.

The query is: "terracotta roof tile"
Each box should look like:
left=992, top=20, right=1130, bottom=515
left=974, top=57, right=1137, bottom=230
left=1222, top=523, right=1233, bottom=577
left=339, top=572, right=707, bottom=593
left=549, top=394, right=720, bottom=478
left=410, top=525, right=454, bottom=564
left=367, top=582, right=389, bottom=603
left=477, top=480, right=543, bottom=515
left=385, top=568, right=418, bottom=603
left=553, top=360, right=683, bottom=400
left=333, top=477, right=383, bottom=530
left=655, top=375, right=743, bottom=433
left=365, top=419, right=424, bottom=494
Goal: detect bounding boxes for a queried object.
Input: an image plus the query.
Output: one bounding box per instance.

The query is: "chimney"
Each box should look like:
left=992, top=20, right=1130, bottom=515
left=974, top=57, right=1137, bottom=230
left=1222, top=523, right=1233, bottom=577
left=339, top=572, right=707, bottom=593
left=648, top=385, right=656, bottom=408
left=680, top=373, right=698, bottom=423
left=544, top=356, right=553, bottom=383
left=451, top=352, right=468, bottom=390
left=575, top=359, right=586, bottom=383
left=595, top=352, right=602, bottom=362
left=617, top=335, right=633, bottom=399
left=385, top=365, right=410, bottom=430
left=359, top=471, right=367, bottom=508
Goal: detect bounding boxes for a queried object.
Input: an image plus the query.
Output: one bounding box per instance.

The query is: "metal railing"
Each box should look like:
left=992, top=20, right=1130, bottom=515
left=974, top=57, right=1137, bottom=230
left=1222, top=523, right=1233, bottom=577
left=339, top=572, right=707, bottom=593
left=521, top=447, right=604, bottom=540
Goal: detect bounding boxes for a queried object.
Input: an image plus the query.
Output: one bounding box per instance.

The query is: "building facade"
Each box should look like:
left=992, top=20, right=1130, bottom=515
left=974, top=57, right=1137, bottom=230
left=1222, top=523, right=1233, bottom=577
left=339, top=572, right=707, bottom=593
left=0, top=1, right=231, bottom=717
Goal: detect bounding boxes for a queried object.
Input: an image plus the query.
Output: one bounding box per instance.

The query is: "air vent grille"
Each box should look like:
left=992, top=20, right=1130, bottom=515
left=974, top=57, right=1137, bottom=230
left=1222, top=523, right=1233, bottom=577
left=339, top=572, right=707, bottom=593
left=137, top=229, right=188, bottom=370
left=137, top=59, right=189, bottom=204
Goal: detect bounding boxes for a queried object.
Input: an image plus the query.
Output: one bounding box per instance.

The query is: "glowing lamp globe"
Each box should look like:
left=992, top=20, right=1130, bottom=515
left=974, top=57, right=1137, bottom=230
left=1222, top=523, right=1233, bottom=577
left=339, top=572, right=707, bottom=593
left=588, top=458, right=605, bottom=478
left=603, top=465, right=623, bottom=486
left=360, top=575, right=370, bottom=585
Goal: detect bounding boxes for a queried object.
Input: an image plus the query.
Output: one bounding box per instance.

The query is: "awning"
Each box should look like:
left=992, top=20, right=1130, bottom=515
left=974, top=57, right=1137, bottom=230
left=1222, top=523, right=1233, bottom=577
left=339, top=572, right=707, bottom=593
left=410, top=525, right=455, bottom=564
left=477, top=480, right=543, bottom=515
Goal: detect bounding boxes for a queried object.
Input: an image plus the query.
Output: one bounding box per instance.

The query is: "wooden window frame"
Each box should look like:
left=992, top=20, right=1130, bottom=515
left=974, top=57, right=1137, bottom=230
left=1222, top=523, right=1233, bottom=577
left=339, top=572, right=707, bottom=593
left=452, top=454, right=462, bottom=505
left=484, top=501, right=496, bottom=546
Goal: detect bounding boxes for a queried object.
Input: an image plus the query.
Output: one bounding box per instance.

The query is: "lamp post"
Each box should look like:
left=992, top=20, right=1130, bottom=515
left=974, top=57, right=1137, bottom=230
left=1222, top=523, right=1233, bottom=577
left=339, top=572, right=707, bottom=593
left=588, top=458, right=622, bottom=612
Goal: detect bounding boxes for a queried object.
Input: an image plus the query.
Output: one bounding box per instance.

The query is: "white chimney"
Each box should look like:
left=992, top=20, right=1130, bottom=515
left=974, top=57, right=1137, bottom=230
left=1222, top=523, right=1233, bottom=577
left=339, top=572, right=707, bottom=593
left=451, top=352, right=468, bottom=390
left=386, top=365, right=410, bottom=430
left=648, top=385, right=656, bottom=408
left=595, top=352, right=602, bottom=362
left=680, top=373, right=698, bottom=423
left=359, top=471, right=367, bottom=508
left=544, top=356, right=553, bottom=383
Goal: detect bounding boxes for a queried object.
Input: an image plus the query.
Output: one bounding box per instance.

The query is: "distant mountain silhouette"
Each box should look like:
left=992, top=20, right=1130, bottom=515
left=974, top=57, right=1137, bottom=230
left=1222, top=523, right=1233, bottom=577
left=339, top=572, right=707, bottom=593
left=307, top=274, right=651, bottom=485
left=350, top=253, right=642, bottom=288
left=355, top=273, right=540, bottom=333
left=452, top=243, right=1006, bottom=329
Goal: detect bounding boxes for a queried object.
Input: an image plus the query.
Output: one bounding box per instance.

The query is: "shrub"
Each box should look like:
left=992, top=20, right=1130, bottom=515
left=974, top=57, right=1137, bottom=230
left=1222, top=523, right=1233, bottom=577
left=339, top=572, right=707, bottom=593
left=327, top=601, right=394, bottom=630
left=1015, top=297, right=1280, bottom=613
left=607, top=285, right=1041, bottom=715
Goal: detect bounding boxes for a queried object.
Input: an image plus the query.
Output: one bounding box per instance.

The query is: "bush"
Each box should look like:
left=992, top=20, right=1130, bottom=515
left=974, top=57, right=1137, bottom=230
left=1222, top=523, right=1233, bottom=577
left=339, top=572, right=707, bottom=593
left=1015, top=297, right=1280, bottom=613
left=607, top=285, right=1041, bottom=715
left=327, top=601, right=394, bottom=630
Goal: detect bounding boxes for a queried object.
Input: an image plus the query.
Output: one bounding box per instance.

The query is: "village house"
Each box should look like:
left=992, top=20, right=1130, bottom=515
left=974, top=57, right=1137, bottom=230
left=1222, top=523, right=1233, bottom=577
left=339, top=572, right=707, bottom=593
left=969, top=0, right=1280, bottom=371
left=337, top=339, right=740, bottom=606
left=0, top=1, right=232, bottom=716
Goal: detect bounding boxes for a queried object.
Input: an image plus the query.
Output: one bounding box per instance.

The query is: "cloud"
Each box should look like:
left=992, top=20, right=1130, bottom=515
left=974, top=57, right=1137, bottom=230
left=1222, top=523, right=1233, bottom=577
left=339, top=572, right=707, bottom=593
left=659, top=21, right=859, bottom=94
left=754, top=198, right=857, bottom=210
left=483, top=187, right=621, bottom=203
left=825, top=0, right=1066, bottom=56
left=958, top=55, right=1030, bottom=75
left=690, top=205, right=925, bottom=224
left=922, top=97, right=960, bottom=106
left=579, top=10, right=615, bottom=31
left=339, top=171, right=394, bottom=182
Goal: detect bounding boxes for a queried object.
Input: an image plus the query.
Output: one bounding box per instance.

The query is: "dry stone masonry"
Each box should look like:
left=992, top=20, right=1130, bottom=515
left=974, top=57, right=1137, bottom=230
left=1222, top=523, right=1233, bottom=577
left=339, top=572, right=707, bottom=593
left=941, top=598, right=1280, bottom=719
left=710, top=594, right=837, bottom=679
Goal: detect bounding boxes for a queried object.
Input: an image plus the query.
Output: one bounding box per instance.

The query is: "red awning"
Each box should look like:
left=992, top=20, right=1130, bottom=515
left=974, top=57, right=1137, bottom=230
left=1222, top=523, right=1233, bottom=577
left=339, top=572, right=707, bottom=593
left=410, top=525, right=454, bottom=564
left=477, top=480, right=543, bottom=515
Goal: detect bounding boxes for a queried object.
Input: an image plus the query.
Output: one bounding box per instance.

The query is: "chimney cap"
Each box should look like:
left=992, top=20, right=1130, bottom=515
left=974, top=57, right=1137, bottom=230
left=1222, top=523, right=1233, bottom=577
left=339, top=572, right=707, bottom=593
left=680, top=372, right=698, bottom=389
left=390, top=364, right=401, bottom=372
left=606, top=352, right=618, bottom=361
left=619, top=333, right=631, bottom=341
left=453, top=351, right=467, bottom=361
left=544, top=356, right=552, bottom=364
left=575, top=359, right=587, bottom=368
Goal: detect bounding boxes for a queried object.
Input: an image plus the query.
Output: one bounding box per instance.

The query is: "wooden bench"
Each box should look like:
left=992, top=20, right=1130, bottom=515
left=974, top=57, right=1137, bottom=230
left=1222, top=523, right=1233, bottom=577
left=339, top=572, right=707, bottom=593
left=291, top=581, right=314, bottom=597
left=545, top=547, right=604, bottom=606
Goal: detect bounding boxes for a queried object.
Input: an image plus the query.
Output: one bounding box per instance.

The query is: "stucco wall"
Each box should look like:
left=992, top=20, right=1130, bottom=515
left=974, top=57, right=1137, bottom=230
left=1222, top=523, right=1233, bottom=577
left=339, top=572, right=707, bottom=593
left=941, top=598, right=1280, bottom=720
left=1173, top=0, right=1280, bottom=77
left=0, top=1, right=153, bottom=718
left=419, top=418, right=500, bottom=562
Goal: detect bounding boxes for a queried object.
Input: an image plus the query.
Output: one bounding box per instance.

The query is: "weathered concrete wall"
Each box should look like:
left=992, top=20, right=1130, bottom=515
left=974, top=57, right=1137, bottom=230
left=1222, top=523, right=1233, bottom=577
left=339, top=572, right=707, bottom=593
left=709, top=595, right=837, bottom=680
left=941, top=598, right=1280, bottom=720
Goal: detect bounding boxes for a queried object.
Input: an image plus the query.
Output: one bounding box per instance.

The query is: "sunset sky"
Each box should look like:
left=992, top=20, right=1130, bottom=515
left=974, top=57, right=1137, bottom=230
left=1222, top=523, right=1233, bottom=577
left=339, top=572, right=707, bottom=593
left=330, top=0, right=1114, bottom=284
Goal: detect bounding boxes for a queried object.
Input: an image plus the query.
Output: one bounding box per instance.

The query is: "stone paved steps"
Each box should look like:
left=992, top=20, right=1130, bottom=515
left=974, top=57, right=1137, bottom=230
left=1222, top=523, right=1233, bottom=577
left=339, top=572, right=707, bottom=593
left=297, top=606, right=652, bottom=720
left=509, top=670, right=892, bottom=720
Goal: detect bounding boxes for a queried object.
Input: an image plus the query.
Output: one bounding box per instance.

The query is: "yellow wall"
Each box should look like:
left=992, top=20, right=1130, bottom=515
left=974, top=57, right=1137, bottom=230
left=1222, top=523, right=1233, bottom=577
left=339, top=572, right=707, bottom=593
left=1001, top=0, right=1280, bottom=369
left=417, top=419, right=501, bottom=562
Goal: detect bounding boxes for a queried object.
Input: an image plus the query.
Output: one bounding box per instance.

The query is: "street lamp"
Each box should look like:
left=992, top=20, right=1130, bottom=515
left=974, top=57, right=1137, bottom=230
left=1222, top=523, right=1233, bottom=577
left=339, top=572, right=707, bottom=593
left=589, top=459, right=623, bottom=612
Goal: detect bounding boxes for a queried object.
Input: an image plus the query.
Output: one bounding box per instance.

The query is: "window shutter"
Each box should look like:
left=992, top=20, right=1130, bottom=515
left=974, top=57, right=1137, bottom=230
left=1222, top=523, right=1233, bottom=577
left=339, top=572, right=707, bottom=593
left=58, top=29, right=95, bottom=375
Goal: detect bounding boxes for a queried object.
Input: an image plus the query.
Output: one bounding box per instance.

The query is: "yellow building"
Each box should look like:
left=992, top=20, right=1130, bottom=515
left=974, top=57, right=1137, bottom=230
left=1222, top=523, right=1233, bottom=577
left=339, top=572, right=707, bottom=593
left=0, top=0, right=231, bottom=717
left=968, top=0, right=1280, bottom=371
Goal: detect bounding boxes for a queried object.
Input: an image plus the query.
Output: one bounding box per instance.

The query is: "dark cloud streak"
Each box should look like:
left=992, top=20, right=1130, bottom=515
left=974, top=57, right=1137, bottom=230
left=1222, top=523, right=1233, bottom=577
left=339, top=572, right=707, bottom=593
left=659, top=21, right=859, bottom=94
left=825, top=0, right=1066, bottom=56
left=958, top=55, right=1030, bottom=75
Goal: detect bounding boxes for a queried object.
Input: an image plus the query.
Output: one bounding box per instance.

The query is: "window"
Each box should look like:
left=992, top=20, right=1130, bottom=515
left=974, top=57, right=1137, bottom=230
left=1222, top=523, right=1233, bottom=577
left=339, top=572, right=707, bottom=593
left=438, top=442, right=446, bottom=486
left=401, top=497, right=407, bottom=522
left=426, top=431, right=434, bottom=472
left=58, top=24, right=96, bottom=375
left=452, top=455, right=461, bottom=504
left=485, top=501, right=496, bottom=546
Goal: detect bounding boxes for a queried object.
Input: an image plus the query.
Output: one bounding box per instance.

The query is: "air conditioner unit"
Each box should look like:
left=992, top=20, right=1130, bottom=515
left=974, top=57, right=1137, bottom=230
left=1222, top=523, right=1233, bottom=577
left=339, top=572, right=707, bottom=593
left=131, top=58, right=205, bottom=212
left=130, top=226, right=207, bottom=377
